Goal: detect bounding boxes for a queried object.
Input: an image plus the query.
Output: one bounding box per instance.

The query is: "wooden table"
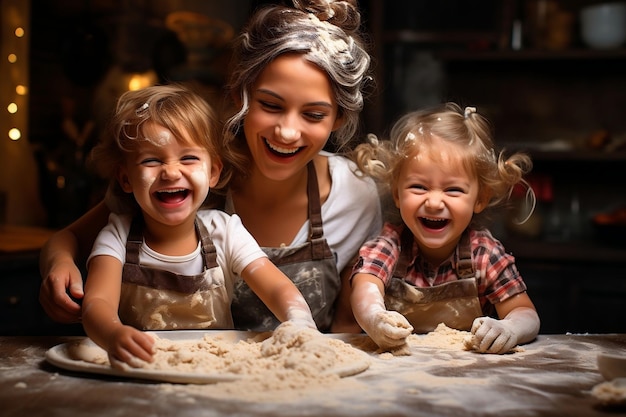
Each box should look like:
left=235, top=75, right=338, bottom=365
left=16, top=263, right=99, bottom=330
left=0, top=224, right=55, bottom=253
left=1, top=333, right=625, bottom=416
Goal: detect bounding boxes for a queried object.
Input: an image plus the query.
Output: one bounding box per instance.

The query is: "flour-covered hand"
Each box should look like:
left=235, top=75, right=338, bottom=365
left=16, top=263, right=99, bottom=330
left=363, top=309, right=413, bottom=350
left=351, top=276, right=413, bottom=351
left=285, top=304, right=317, bottom=330
left=470, top=316, right=518, bottom=354
left=470, top=307, right=540, bottom=354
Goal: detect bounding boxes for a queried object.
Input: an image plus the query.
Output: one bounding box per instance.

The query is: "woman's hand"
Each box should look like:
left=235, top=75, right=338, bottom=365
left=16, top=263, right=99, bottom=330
left=39, top=259, right=84, bottom=323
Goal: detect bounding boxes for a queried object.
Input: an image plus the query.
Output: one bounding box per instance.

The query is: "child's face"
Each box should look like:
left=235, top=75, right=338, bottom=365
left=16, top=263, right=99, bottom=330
left=117, top=123, right=222, bottom=226
left=243, top=53, right=342, bottom=182
left=393, top=141, right=486, bottom=264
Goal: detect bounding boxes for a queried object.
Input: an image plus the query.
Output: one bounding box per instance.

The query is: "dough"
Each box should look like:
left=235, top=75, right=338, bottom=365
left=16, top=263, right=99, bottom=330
left=72, top=322, right=370, bottom=378
left=592, top=378, right=626, bottom=405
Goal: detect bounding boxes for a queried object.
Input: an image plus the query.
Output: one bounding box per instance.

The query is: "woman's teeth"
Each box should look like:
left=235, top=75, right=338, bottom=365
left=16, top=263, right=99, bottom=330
left=266, top=139, right=300, bottom=155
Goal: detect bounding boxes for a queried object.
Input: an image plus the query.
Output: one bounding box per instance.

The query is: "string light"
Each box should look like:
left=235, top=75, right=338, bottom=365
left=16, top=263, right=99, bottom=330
left=2, top=2, right=28, bottom=143
left=8, top=128, right=21, bottom=140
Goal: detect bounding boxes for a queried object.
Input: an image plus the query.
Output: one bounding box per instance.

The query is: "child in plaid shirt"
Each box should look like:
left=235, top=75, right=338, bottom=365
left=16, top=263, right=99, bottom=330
left=350, top=103, right=540, bottom=354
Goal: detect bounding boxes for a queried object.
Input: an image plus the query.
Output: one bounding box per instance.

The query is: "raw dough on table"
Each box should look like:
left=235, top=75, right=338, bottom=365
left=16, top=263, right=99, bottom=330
left=592, top=378, right=626, bottom=406
left=69, top=321, right=370, bottom=378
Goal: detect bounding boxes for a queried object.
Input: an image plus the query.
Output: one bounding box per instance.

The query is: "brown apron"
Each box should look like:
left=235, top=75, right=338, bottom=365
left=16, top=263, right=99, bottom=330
left=119, top=216, right=234, bottom=330
left=384, top=228, right=483, bottom=333
left=231, top=162, right=340, bottom=332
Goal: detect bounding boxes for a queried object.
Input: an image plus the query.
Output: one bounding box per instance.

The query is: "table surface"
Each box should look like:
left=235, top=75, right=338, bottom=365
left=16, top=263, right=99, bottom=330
left=1, top=333, right=625, bottom=417
left=0, top=224, right=55, bottom=253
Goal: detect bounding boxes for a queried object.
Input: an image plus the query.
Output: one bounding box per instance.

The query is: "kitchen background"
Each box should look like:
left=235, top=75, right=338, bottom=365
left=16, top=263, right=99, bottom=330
left=1, top=0, right=625, bottom=335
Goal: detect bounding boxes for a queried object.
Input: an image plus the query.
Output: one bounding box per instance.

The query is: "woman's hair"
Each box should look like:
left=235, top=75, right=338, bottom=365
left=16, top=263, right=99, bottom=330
left=220, top=0, right=372, bottom=185
left=353, top=102, right=534, bottom=228
left=89, top=83, right=221, bottom=206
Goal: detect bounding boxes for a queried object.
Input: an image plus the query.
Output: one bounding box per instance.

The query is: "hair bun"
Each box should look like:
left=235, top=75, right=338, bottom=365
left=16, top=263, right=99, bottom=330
left=292, top=0, right=360, bottom=33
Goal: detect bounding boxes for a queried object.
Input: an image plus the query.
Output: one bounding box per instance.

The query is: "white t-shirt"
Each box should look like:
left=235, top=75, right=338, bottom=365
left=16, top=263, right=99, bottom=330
left=225, top=153, right=383, bottom=272
left=88, top=210, right=267, bottom=282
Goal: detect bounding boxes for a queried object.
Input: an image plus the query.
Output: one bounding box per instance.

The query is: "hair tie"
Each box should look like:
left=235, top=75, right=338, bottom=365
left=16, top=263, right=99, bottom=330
left=464, top=106, right=476, bottom=119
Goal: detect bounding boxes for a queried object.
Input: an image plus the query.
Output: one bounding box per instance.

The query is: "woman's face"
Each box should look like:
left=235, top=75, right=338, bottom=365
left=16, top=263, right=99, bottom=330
left=243, top=54, right=342, bottom=182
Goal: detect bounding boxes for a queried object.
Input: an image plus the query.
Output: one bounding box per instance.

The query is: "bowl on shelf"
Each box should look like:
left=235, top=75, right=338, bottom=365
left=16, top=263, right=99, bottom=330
left=580, top=2, right=626, bottom=49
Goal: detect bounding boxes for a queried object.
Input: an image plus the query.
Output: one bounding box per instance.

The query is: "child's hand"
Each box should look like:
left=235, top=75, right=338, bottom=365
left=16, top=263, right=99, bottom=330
left=351, top=276, right=414, bottom=351
left=469, top=316, right=518, bottom=354
left=286, top=305, right=318, bottom=330
left=363, top=310, right=413, bottom=350
left=106, top=326, right=155, bottom=369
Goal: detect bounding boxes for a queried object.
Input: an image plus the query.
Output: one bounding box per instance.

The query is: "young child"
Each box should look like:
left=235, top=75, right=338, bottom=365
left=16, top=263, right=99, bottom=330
left=81, top=84, right=316, bottom=368
left=350, top=103, right=540, bottom=354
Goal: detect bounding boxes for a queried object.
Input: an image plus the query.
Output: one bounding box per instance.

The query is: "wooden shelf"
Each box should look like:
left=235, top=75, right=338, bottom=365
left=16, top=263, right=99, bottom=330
left=434, top=48, right=626, bottom=61
left=380, top=33, right=626, bottom=61
left=501, top=150, right=626, bottom=162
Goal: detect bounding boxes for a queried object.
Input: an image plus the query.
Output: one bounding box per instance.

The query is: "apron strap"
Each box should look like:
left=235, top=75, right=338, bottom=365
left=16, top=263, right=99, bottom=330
left=196, top=217, right=218, bottom=269
left=394, top=227, right=475, bottom=280
left=455, top=229, right=475, bottom=279
left=306, top=161, right=327, bottom=260
left=124, top=215, right=218, bottom=270
left=393, top=226, right=415, bottom=279
left=125, top=216, right=144, bottom=265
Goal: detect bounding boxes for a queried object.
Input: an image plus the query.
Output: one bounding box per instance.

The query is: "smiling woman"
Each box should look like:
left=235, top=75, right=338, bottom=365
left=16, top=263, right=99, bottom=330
left=219, top=0, right=382, bottom=332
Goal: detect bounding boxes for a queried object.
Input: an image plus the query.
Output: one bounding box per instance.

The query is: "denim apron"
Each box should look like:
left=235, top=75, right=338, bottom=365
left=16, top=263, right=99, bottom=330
left=384, top=228, right=483, bottom=333
left=231, top=162, right=340, bottom=332
left=119, top=216, right=234, bottom=330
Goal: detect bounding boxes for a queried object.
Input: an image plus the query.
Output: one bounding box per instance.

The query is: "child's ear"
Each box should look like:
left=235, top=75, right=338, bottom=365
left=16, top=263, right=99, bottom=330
left=209, top=158, right=223, bottom=188
left=117, top=167, right=133, bottom=193
left=474, top=188, right=491, bottom=213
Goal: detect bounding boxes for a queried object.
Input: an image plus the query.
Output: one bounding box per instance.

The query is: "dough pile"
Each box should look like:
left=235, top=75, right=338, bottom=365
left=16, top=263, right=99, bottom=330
left=145, top=321, right=369, bottom=377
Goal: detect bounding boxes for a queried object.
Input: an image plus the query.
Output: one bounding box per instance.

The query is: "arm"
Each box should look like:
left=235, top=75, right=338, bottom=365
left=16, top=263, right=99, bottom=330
left=330, top=262, right=362, bottom=333
left=82, top=255, right=154, bottom=368
left=350, top=273, right=413, bottom=350
left=241, top=258, right=316, bottom=329
left=470, top=292, right=540, bottom=354
left=39, top=201, right=110, bottom=323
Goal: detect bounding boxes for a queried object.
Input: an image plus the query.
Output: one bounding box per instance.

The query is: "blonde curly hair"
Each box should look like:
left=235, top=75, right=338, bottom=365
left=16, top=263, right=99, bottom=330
left=352, top=103, right=534, bottom=228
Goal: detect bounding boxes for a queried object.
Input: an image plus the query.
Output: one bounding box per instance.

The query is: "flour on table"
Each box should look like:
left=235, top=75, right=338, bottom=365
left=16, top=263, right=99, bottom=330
left=592, top=378, right=626, bottom=405
left=69, top=321, right=370, bottom=401
left=407, top=322, right=524, bottom=353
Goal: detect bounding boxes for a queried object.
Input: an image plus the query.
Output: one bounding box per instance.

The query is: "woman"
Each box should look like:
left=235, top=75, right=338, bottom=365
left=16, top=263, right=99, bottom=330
left=39, top=0, right=382, bottom=333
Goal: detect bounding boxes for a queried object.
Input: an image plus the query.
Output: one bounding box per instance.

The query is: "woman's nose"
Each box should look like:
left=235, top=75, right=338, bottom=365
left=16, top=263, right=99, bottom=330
left=274, top=124, right=301, bottom=143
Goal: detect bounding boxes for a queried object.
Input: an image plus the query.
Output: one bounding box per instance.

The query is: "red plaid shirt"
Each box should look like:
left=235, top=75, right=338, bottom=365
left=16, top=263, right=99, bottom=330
left=351, top=223, right=527, bottom=315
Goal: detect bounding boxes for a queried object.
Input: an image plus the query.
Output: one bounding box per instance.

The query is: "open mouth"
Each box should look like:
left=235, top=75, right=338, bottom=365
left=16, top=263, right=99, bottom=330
left=264, top=138, right=303, bottom=157
left=419, top=217, right=449, bottom=230
left=155, top=188, right=189, bottom=204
